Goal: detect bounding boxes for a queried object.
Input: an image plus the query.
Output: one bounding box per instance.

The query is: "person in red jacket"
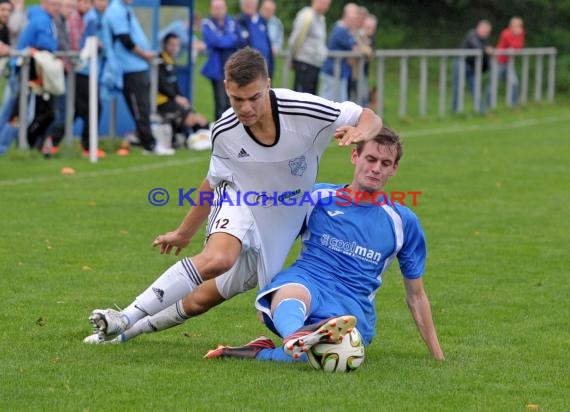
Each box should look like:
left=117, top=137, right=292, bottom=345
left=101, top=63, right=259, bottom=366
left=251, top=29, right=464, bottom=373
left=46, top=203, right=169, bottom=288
left=495, top=17, right=525, bottom=105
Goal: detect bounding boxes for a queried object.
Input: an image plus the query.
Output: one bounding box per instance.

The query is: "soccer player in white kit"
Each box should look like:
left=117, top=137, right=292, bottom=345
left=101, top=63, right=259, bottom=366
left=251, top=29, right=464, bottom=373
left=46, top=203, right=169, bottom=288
left=85, top=47, right=382, bottom=343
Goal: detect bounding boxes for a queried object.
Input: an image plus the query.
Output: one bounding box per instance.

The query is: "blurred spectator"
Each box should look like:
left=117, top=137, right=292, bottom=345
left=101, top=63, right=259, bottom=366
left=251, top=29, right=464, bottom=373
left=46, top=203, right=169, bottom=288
left=0, top=0, right=59, bottom=155
left=0, top=0, right=12, bottom=103
left=0, top=0, right=13, bottom=57
left=452, top=19, right=493, bottom=113
left=201, top=0, right=240, bottom=120
left=73, top=0, right=108, bottom=157
left=158, top=16, right=206, bottom=63
left=102, top=0, right=174, bottom=155
left=42, top=0, right=76, bottom=155
left=259, top=0, right=283, bottom=55
left=319, top=2, right=359, bottom=102
left=288, top=0, right=330, bottom=94
left=68, top=0, right=91, bottom=51
left=7, top=0, right=26, bottom=46
left=348, top=6, right=373, bottom=104
left=236, top=0, right=273, bottom=76
left=494, top=17, right=525, bottom=105
left=157, top=33, right=209, bottom=148
left=363, top=13, right=378, bottom=108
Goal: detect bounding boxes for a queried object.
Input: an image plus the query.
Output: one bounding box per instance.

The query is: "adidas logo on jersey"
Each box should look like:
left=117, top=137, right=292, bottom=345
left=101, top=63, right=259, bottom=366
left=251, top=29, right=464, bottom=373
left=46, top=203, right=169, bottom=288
left=238, top=148, right=250, bottom=158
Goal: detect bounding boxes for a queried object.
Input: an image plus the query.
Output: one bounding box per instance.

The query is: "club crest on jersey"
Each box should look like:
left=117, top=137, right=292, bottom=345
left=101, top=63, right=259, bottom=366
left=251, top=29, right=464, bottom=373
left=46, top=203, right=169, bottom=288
left=289, top=156, right=307, bottom=176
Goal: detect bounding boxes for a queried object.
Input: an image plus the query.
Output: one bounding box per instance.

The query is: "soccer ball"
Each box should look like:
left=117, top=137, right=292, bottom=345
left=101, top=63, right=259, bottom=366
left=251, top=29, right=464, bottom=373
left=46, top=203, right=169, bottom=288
left=307, top=327, right=365, bottom=373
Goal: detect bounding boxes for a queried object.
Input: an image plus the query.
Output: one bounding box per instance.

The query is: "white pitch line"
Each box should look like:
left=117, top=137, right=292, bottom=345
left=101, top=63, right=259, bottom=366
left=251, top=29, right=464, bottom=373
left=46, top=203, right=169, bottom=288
left=0, top=157, right=207, bottom=187
left=401, top=114, right=570, bottom=137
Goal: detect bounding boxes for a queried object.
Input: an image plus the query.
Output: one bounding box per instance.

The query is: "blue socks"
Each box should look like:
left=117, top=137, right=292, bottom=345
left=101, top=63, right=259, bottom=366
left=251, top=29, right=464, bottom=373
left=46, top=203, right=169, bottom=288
left=256, top=347, right=307, bottom=363
left=253, top=298, right=308, bottom=362
left=272, top=298, right=307, bottom=338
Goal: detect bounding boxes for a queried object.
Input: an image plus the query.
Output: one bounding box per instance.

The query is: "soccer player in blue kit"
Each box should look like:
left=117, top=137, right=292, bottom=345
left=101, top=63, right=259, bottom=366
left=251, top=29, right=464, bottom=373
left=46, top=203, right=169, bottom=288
left=206, top=127, right=445, bottom=362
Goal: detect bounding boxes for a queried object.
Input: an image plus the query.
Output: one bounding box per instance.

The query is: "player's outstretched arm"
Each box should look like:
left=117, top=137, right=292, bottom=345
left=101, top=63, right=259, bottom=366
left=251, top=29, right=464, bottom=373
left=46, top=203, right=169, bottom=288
left=404, top=278, right=445, bottom=361
left=153, top=178, right=213, bottom=256
left=334, top=108, right=383, bottom=146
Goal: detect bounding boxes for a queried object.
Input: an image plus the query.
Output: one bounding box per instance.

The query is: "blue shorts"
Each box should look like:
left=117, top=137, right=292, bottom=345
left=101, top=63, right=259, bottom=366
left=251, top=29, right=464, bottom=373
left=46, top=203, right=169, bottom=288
left=255, top=266, right=375, bottom=345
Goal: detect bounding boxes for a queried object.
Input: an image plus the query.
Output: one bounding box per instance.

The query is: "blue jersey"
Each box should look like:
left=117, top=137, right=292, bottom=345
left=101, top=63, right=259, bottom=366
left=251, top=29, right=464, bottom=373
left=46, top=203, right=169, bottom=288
left=256, top=183, right=426, bottom=345
left=16, top=6, right=57, bottom=52
left=102, top=0, right=150, bottom=74
left=321, top=21, right=356, bottom=79
left=236, top=13, right=274, bottom=76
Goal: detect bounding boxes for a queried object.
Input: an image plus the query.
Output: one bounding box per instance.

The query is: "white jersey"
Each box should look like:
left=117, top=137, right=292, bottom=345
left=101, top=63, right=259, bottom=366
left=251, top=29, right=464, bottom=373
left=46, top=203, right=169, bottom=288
left=207, top=88, right=362, bottom=287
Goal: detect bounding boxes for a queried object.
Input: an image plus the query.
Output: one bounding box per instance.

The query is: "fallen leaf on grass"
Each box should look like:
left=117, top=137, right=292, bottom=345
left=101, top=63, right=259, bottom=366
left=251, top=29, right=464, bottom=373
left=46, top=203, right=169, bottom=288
left=60, top=167, right=76, bottom=175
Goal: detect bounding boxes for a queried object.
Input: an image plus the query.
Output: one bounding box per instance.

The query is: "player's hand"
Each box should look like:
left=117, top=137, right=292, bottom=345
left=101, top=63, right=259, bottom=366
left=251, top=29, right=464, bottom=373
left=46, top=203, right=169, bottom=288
left=152, top=230, right=190, bottom=256
left=334, top=125, right=367, bottom=146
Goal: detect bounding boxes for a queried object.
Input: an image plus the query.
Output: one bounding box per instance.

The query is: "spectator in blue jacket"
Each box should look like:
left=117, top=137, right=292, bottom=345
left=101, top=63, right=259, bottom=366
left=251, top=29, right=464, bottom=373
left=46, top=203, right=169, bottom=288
left=319, top=2, right=359, bottom=102
left=102, top=0, right=174, bottom=155
left=0, top=0, right=59, bottom=155
left=201, top=0, right=241, bottom=120
left=259, top=0, right=283, bottom=55
left=236, top=0, right=273, bottom=76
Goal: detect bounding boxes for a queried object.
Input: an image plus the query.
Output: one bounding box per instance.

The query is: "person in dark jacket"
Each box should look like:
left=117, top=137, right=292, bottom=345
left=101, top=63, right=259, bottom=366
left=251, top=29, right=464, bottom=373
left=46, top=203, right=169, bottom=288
left=452, top=20, right=493, bottom=113
left=158, top=33, right=209, bottom=147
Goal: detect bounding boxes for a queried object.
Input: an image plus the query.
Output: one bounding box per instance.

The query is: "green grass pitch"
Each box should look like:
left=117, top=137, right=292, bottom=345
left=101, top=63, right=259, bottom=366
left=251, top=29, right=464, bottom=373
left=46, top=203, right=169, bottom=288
left=1, top=104, right=569, bottom=411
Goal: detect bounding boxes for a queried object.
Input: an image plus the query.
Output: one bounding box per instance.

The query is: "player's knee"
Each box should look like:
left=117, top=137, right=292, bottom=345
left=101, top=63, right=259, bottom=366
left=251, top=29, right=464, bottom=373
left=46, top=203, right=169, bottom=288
left=200, top=250, right=237, bottom=277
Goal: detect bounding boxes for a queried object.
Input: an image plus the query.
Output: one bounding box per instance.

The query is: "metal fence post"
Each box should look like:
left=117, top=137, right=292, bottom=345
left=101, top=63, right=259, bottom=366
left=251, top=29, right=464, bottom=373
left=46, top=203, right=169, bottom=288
left=399, top=56, right=408, bottom=117
left=474, top=52, right=483, bottom=112
left=521, top=55, right=529, bottom=105
left=489, top=57, right=498, bottom=109
left=17, top=55, right=30, bottom=150
left=282, top=52, right=290, bottom=88
left=534, top=54, right=543, bottom=102
left=419, top=56, right=428, bottom=117
left=506, top=57, right=515, bottom=107
left=64, top=66, right=76, bottom=148
left=438, top=56, right=447, bottom=117
left=547, top=52, right=556, bottom=103
left=457, top=56, right=465, bottom=113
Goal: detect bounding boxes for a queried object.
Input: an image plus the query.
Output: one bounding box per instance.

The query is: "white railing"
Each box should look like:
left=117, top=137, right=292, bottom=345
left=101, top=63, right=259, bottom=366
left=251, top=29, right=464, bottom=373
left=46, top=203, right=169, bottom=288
left=3, top=46, right=557, bottom=155
left=278, top=47, right=557, bottom=117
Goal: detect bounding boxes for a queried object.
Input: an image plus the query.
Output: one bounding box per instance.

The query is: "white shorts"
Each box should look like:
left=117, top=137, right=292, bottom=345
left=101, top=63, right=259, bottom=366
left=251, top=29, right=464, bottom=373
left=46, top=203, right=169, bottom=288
left=207, top=183, right=262, bottom=299
left=206, top=183, right=259, bottom=251
left=214, top=249, right=260, bottom=299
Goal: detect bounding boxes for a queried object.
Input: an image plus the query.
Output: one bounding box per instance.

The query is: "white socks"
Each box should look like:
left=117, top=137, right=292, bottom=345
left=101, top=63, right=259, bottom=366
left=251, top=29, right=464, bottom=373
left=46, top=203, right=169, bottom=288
left=120, top=300, right=190, bottom=341
left=122, top=258, right=203, bottom=326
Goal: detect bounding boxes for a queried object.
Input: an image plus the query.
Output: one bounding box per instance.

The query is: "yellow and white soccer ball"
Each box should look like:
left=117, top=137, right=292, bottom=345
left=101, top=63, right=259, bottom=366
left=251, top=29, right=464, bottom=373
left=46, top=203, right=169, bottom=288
left=307, top=327, right=365, bottom=373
